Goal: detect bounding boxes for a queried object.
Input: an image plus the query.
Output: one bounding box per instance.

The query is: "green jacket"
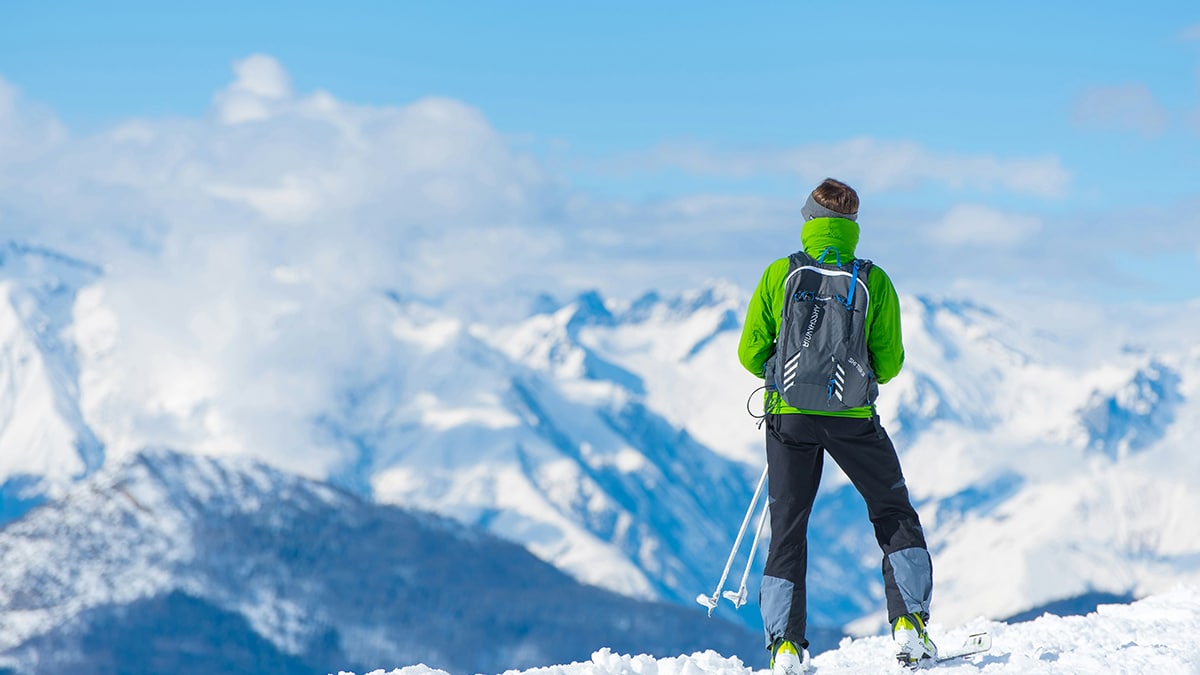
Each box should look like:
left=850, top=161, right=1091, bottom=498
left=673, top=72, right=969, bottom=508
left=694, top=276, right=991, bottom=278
left=737, top=217, right=904, bottom=418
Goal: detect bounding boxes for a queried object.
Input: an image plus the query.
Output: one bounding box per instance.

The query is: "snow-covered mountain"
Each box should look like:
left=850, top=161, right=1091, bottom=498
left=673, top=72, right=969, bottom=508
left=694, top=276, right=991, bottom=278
left=314, top=288, right=763, bottom=613
left=0, top=448, right=761, bottom=674
left=0, top=243, right=103, bottom=519
left=0, top=237, right=761, bottom=624
left=0, top=239, right=1198, bottom=648
left=475, top=285, right=1200, bottom=633
left=863, top=296, right=1200, bottom=631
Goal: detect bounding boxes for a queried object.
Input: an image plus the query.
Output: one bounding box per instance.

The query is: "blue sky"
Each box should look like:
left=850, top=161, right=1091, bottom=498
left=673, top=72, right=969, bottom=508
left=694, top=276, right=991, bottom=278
left=1, top=2, right=1198, bottom=306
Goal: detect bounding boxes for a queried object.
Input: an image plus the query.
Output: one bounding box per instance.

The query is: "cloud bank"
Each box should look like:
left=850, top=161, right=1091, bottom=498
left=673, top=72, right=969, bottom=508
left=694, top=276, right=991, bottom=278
left=1071, top=83, right=1169, bottom=137
left=619, top=138, right=1071, bottom=199
left=0, top=77, right=67, bottom=165
left=0, top=54, right=1093, bottom=308
left=1, top=54, right=1195, bottom=476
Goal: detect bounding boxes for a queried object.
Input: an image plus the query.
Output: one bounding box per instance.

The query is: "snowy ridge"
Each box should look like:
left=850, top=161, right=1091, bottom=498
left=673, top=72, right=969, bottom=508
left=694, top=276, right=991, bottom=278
left=0, top=242, right=103, bottom=516
left=345, top=290, right=763, bottom=609
left=869, top=297, right=1200, bottom=630
left=497, top=283, right=759, bottom=467
left=338, top=586, right=1200, bottom=674
left=0, top=448, right=761, bottom=674
left=499, top=287, right=1200, bottom=632
left=0, top=447, right=361, bottom=660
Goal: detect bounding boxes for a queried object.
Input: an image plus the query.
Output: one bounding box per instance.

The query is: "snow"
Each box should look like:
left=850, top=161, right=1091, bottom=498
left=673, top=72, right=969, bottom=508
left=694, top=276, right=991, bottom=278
left=340, top=586, right=1200, bottom=675
left=0, top=246, right=104, bottom=497
left=0, top=448, right=765, bottom=672
left=4, top=238, right=1200, bottom=648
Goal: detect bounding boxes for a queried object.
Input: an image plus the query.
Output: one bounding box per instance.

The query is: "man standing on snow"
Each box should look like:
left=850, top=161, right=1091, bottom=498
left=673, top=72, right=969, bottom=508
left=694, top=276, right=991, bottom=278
left=737, top=178, right=935, bottom=673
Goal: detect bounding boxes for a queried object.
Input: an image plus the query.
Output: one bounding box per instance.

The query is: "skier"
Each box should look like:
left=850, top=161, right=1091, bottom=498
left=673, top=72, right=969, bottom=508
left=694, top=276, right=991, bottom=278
left=737, top=178, right=936, bottom=672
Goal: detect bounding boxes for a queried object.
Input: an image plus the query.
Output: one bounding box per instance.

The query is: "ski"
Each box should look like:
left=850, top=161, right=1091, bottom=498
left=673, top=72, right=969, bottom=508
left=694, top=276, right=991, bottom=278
left=898, top=632, right=990, bottom=669
left=936, top=632, right=991, bottom=662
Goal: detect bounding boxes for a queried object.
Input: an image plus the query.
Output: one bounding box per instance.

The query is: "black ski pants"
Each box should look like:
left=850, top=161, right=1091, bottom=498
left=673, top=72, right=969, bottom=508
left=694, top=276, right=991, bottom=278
left=759, top=412, right=932, bottom=649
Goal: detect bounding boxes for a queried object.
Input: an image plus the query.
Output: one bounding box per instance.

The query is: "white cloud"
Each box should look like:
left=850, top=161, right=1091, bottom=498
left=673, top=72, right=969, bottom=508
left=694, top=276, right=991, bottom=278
left=0, top=55, right=1075, bottom=310
left=1071, top=84, right=1169, bottom=137
left=929, top=204, right=1042, bottom=248
left=628, top=137, right=1071, bottom=199
left=1180, top=24, right=1200, bottom=41
left=0, top=76, right=68, bottom=165
left=1, top=56, right=565, bottom=476
left=205, top=174, right=323, bottom=222
left=0, top=64, right=555, bottom=255
left=212, top=54, right=294, bottom=124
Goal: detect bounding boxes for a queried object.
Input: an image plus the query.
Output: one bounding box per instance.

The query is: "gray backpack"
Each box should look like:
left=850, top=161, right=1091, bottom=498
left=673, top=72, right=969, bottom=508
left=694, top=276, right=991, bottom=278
left=765, top=248, right=877, bottom=411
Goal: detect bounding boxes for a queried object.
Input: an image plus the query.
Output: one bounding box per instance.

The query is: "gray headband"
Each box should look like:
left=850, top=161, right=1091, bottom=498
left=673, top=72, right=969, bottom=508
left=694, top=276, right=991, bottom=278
left=801, top=193, right=857, bottom=222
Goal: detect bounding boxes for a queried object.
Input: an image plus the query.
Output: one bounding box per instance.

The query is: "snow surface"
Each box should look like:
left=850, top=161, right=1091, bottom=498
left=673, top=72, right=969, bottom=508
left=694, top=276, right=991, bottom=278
left=340, top=586, right=1200, bottom=675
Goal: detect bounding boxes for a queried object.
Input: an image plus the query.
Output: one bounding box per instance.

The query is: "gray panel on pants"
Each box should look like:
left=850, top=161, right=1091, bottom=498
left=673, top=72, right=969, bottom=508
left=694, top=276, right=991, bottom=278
left=888, top=547, right=933, bottom=615
left=760, top=574, right=795, bottom=647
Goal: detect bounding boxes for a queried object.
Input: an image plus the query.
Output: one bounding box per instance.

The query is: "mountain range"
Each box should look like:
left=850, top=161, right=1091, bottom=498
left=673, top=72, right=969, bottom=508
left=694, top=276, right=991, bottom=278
left=0, top=448, right=761, bottom=674
left=0, top=240, right=1198, bottom=669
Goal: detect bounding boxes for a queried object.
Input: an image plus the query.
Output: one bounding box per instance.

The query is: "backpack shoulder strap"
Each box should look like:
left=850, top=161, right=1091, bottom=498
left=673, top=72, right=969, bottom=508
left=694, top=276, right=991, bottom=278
left=844, top=258, right=870, bottom=309
left=788, top=250, right=816, bottom=267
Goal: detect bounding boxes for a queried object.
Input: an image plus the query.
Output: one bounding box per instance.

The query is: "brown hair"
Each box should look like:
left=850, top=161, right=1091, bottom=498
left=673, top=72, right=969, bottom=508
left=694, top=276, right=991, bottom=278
left=811, top=178, right=859, bottom=216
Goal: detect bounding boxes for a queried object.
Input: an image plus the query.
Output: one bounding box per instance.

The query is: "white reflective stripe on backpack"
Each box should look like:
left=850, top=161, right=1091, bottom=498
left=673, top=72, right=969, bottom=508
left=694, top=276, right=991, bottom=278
left=783, top=265, right=872, bottom=315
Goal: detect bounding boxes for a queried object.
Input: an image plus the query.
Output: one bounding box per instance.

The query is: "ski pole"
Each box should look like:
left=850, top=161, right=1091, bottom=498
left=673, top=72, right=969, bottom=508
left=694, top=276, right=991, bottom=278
left=696, top=463, right=768, bottom=616
left=723, top=489, right=769, bottom=609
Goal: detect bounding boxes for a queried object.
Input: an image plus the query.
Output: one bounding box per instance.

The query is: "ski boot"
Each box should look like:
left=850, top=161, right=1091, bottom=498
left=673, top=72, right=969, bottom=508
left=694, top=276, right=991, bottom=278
left=893, top=612, right=938, bottom=667
left=769, top=638, right=811, bottom=675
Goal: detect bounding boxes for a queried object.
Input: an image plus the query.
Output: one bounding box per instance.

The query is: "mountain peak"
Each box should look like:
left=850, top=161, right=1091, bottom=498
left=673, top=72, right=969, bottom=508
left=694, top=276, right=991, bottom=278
left=0, top=242, right=104, bottom=517
left=565, top=289, right=616, bottom=329
left=532, top=281, right=744, bottom=330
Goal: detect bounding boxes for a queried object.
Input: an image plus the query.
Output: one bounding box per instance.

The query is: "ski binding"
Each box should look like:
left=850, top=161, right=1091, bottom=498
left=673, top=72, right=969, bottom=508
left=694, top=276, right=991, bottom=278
left=899, top=632, right=990, bottom=669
